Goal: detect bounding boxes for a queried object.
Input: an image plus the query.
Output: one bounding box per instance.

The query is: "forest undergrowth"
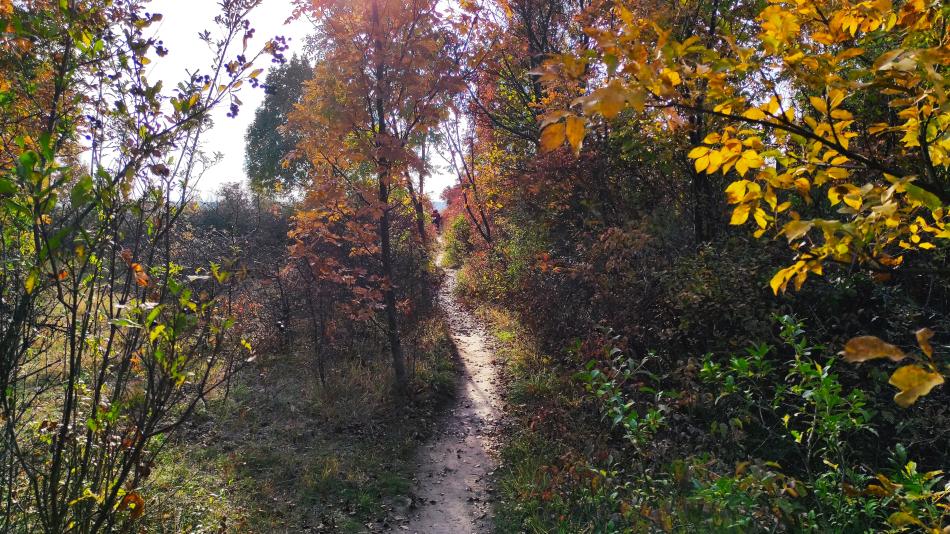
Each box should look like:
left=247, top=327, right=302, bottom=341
left=145, top=315, right=457, bottom=533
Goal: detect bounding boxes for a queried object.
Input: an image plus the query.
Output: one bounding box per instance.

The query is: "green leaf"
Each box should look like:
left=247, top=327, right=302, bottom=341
left=0, top=178, right=15, bottom=195
left=109, top=318, right=142, bottom=329
left=904, top=183, right=942, bottom=210
left=145, top=305, right=162, bottom=326
left=71, top=174, right=93, bottom=205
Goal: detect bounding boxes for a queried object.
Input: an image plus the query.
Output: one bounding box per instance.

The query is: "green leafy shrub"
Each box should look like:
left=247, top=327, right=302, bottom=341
left=496, top=312, right=950, bottom=533
left=577, top=334, right=666, bottom=451
left=442, top=215, right=473, bottom=268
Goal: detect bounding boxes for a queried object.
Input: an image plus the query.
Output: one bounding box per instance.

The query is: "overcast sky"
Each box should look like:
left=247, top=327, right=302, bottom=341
left=144, top=0, right=455, bottom=201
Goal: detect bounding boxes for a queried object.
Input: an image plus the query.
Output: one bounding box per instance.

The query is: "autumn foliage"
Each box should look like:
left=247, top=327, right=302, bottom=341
left=3, top=0, right=950, bottom=530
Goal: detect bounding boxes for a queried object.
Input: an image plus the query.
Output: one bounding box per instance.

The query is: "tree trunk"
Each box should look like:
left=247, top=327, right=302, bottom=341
left=406, top=178, right=429, bottom=248
left=378, top=176, right=408, bottom=393
left=688, top=109, right=713, bottom=243
left=372, top=0, right=407, bottom=394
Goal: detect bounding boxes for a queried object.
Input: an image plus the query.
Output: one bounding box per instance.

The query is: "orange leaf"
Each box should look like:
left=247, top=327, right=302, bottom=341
left=565, top=115, right=585, bottom=153
left=540, top=122, right=566, bottom=152
left=840, top=336, right=906, bottom=363
left=131, top=263, right=149, bottom=288
left=120, top=492, right=146, bottom=520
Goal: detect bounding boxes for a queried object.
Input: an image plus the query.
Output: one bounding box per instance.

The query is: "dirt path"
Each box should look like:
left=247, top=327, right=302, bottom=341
left=402, top=265, right=502, bottom=533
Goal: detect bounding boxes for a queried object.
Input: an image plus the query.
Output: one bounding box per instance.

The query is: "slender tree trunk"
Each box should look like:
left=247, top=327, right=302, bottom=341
left=372, top=0, right=408, bottom=394
left=406, top=178, right=428, bottom=247
left=463, top=137, right=492, bottom=244
left=379, top=175, right=408, bottom=392
left=298, top=261, right=328, bottom=387
left=305, top=288, right=327, bottom=388
left=688, top=111, right=712, bottom=243
left=462, top=189, right=492, bottom=244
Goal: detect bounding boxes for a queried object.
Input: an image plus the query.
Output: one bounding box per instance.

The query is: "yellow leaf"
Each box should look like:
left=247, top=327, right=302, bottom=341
left=783, top=220, right=813, bottom=241
left=828, top=89, right=846, bottom=109
left=809, top=96, right=828, bottom=115
left=889, top=365, right=944, bottom=408
left=841, top=336, right=906, bottom=363
left=725, top=180, right=749, bottom=204
left=826, top=167, right=850, bottom=181
left=565, top=115, right=585, bottom=153
left=735, top=150, right=764, bottom=177
left=836, top=48, right=865, bottom=61
left=887, top=512, right=923, bottom=528
left=770, top=264, right=798, bottom=295
left=764, top=186, right=777, bottom=209
left=753, top=208, right=768, bottom=228
left=706, top=150, right=724, bottom=174
left=916, top=328, right=934, bottom=358
left=794, top=178, right=811, bottom=196
left=694, top=154, right=709, bottom=173
left=687, top=146, right=709, bottom=159
left=661, top=68, right=681, bottom=86
left=540, top=122, right=566, bottom=152
left=784, top=51, right=805, bottom=63
left=828, top=185, right=855, bottom=206
left=592, top=82, right=626, bottom=118
left=843, top=193, right=863, bottom=210
left=149, top=324, right=165, bottom=343
left=831, top=109, right=853, bottom=120
left=25, top=272, right=37, bottom=294
left=730, top=203, right=751, bottom=225
left=743, top=108, right=767, bottom=121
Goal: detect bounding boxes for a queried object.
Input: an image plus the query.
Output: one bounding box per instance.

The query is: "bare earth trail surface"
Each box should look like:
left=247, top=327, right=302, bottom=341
left=401, top=265, right=503, bottom=533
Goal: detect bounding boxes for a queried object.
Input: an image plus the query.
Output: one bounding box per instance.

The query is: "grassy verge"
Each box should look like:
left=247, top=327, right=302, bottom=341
left=143, top=316, right=457, bottom=533
left=475, top=307, right=623, bottom=533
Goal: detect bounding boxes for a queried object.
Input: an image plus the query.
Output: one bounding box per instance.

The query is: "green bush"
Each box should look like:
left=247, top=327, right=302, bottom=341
left=496, top=314, right=950, bottom=533
left=442, top=215, right=473, bottom=268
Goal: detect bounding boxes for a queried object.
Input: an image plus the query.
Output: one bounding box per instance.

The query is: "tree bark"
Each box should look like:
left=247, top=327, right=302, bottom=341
left=378, top=176, right=408, bottom=392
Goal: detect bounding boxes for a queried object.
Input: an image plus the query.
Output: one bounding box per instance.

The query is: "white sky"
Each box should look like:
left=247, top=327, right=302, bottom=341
left=146, top=0, right=455, bottom=201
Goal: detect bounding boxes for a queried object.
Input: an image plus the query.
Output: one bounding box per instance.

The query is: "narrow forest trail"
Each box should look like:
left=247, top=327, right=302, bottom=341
left=401, top=262, right=502, bottom=533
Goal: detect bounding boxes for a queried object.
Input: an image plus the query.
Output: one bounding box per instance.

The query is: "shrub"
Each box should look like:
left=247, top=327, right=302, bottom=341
left=442, top=215, right=473, bottom=268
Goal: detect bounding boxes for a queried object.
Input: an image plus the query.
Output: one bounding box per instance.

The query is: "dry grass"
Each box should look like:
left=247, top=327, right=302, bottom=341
left=143, top=316, right=457, bottom=533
